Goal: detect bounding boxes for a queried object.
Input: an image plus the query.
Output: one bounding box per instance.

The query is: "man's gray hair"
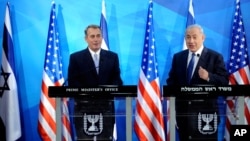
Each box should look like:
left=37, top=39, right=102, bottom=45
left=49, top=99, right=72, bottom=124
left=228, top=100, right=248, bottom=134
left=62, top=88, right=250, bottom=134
left=185, top=24, right=204, bottom=34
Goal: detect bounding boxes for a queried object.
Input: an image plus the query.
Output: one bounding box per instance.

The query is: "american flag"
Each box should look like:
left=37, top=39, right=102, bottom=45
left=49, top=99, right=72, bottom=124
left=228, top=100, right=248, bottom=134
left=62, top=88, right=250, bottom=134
left=225, top=0, right=250, bottom=140
left=38, top=2, right=72, bottom=141
left=0, top=3, right=21, bottom=141
left=134, top=1, right=165, bottom=141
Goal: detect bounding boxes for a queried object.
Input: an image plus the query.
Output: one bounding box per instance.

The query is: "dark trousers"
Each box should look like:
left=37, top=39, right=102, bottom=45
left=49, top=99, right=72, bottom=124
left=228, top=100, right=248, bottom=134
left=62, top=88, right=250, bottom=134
left=74, top=98, right=114, bottom=141
left=176, top=98, right=219, bottom=141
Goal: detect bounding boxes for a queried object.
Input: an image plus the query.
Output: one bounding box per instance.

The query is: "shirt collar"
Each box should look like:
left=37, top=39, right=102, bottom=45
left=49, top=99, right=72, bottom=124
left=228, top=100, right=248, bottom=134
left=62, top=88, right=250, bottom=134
left=88, top=48, right=101, bottom=56
left=189, top=45, right=204, bottom=56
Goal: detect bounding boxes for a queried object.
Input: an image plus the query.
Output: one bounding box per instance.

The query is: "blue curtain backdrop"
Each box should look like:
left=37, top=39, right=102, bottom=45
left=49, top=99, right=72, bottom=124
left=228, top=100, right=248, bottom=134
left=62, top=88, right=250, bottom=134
left=0, top=0, right=250, bottom=140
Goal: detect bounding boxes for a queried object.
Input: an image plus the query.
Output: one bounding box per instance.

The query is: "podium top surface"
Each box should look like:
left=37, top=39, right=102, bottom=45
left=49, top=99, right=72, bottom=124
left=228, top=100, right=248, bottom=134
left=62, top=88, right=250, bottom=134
left=48, top=85, right=250, bottom=98
left=48, top=85, right=137, bottom=98
left=163, top=85, right=250, bottom=97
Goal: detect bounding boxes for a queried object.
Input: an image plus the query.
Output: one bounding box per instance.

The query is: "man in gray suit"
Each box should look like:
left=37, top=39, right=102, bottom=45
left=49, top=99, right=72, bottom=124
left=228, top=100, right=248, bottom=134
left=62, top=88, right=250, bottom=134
left=68, top=24, right=123, bottom=141
left=167, top=24, right=228, bottom=141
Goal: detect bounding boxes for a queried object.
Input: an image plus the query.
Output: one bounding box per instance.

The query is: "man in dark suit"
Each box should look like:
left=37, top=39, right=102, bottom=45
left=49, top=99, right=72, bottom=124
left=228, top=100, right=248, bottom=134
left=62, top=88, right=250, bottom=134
left=167, top=24, right=228, bottom=141
left=68, top=24, right=123, bottom=141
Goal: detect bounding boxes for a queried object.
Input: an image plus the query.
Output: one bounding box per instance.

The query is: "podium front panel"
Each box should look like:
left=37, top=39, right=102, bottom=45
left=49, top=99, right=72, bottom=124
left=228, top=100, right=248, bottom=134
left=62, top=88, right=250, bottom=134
left=73, top=98, right=115, bottom=141
left=175, top=97, right=223, bottom=140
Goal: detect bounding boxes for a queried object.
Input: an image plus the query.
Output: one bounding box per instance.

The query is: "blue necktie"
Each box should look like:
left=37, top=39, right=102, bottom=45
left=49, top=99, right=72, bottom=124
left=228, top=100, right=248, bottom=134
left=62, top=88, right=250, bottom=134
left=187, top=53, right=195, bottom=84
left=94, top=53, right=99, bottom=74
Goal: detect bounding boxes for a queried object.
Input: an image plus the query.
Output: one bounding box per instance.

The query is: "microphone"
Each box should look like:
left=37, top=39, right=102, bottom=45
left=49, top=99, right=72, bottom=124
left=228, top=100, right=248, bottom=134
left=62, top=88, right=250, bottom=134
left=197, top=54, right=200, bottom=57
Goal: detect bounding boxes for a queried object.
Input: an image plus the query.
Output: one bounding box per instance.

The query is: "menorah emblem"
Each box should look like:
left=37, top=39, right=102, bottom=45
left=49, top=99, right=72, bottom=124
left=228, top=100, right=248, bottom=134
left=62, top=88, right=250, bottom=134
left=202, top=114, right=213, bottom=131
left=198, top=112, right=217, bottom=135
left=83, top=113, right=103, bottom=136
left=88, top=115, right=99, bottom=131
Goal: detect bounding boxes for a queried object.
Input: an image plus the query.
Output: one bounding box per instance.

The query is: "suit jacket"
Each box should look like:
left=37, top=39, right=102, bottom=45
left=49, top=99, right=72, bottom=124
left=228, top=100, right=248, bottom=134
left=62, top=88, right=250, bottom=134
left=166, top=47, right=229, bottom=140
left=68, top=48, right=122, bottom=140
left=167, top=47, right=228, bottom=86
left=68, top=48, right=123, bottom=87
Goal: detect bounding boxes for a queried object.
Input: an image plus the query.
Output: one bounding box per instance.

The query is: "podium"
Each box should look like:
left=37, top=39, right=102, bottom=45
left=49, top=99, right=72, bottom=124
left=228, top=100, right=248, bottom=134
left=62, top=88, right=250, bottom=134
left=49, top=85, right=137, bottom=141
left=163, top=85, right=250, bottom=141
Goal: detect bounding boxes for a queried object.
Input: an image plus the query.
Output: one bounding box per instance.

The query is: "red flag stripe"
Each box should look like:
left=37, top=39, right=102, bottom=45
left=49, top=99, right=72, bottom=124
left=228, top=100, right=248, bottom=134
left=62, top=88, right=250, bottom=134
left=62, top=99, right=72, bottom=141
left=230, top=66, right=250, bottom=84
left=244, top=98, right=250, bottom=124
left=134, top=120, right=148, bottom=140
left=38, top=121, right=54, bottom=141
left=41, top=81, right=56, bottom=108
left=138, top=74, right=165, bottom=130
left=138, top=79, right=163, bottom=126
left=135, top=70, right=165, bottom=141
left=229, top=75, right=237, bottom=84
left=135, top=99, right=162, bottom=141
left=238, top=67, right=250, bottom=84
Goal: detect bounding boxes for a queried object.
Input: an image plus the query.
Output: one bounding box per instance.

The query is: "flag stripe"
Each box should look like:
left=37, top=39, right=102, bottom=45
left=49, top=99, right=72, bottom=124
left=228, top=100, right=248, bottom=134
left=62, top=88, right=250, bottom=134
left=138, top=75, right=164, bottom=128
left=135, top=102, right=155, bottom=141
left=62, top=98, right=72, bottom=141
left=134, top=119, right=149, bottom=140
left=100, top=0, right=109, bottom=50
left=244, top=98, right=250, bottom=124
left=137, top=81, right=163, bottom=140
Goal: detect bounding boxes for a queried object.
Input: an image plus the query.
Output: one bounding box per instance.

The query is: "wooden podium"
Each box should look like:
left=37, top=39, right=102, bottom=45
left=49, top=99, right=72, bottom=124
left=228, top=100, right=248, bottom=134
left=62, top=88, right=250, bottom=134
left=49, top=85, right=137, bottom=141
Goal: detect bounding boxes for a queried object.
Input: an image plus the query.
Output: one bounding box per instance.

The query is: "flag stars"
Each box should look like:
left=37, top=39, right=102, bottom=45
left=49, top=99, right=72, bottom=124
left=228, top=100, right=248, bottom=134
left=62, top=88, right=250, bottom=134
left=237, top=27, right=242, bottom=32
left=147, top=22, right=151, bottom=26
left=147, top=74, right=151, bottom=79
left=235, top=35, right=239, bottom=39
left=242, top=61, right=246, bottom=65
left=234, top=42, right=238, bottom=46
left=150, top=52, right=154, bottom=57
left=149, top=60, right=153, bottom=64
left=240, top=44, right=244, bottom=48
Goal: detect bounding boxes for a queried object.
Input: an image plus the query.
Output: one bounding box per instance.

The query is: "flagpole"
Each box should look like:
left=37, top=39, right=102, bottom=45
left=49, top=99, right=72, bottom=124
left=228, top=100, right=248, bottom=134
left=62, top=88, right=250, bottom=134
left=56, top=98, right=62, bottom=141
left=169, top=97, right=176, bottom=141
left=126, top=97, right=132, bottom=141
left=237, top=97, right=245, bottom=124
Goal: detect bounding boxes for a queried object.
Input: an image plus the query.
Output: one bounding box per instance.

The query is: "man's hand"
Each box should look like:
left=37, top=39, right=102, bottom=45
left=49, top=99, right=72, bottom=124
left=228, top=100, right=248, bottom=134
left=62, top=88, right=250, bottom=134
left=198, top=66, right=209, bottom=81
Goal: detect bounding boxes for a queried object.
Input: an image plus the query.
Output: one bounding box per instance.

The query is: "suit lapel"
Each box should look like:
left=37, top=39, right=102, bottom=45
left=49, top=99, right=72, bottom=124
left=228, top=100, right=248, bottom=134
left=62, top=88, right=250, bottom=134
left=192, top=47, right=208, bottom=80
left=98, top=49, right=107, bottom=75
left=182, top=50, right=189, bottom=83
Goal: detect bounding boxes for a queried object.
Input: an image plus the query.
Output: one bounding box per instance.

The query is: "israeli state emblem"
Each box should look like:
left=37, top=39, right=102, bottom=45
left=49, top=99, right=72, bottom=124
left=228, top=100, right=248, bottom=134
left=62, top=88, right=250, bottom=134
left=198, top=112, right=217, bottom=135
left=83, top=113, right=103, bottom=136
